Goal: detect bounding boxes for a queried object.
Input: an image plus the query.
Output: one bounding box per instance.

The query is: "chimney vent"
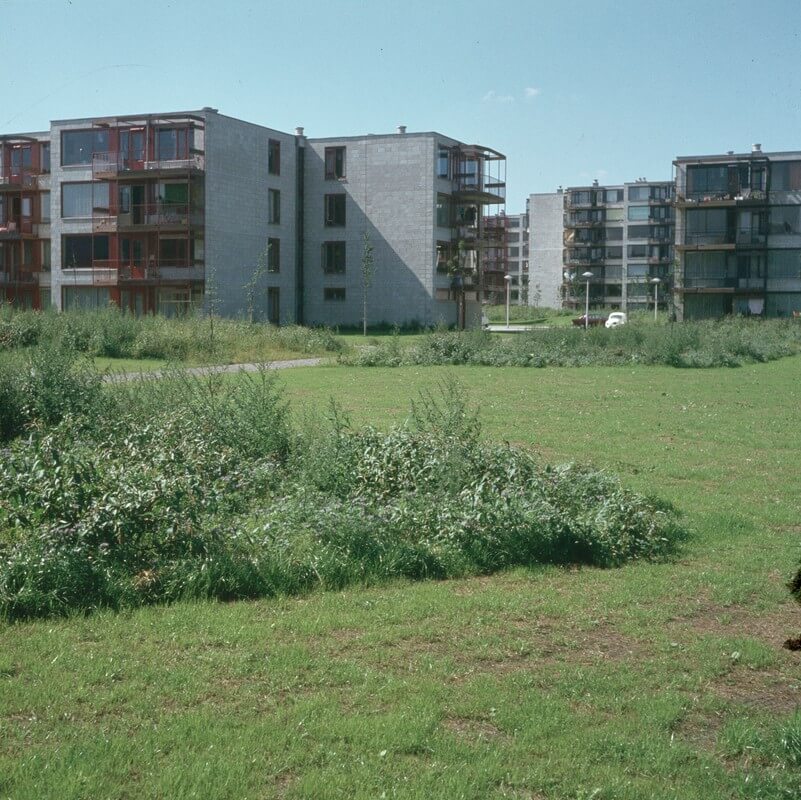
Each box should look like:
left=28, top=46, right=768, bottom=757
left=202, top=106, right=218, bottom=113
left=727, top=150, right=734, bottom=155
left=397, top=125, right=407, bottom=134
left=752, top=143, right=762, bottom=153
left=295, top=126, right=304, bottom=137
left=592, top=178, right=599, bottom=187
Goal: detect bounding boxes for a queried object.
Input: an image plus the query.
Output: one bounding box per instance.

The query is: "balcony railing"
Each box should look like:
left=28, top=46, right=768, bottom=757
left=117, top=203, right=201, bottom=228
left=92, top=151, right=205, bottom=176
left=0, top=167, right=40, bottom=188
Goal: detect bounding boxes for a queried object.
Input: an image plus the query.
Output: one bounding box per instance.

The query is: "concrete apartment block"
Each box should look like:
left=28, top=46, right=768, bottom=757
left=674, top=146, right=801, bottom=320
left=303, top=132, right=453, bottom=327
left=527, top=192, right=564, bottom=309
left=204, top=111, right=298, bottom=322
left=2, top=111, right=507, bottom=327
left=503, top=212, right=529, bottom=305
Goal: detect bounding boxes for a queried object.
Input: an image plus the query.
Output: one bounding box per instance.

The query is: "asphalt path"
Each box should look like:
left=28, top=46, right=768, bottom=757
left=103, top=358, right=322, bottom=383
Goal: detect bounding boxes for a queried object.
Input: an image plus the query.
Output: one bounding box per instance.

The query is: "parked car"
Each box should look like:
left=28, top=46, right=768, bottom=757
left=572, top=314, right=607, bottom=328
left=605, top=312, right=628, bottom=328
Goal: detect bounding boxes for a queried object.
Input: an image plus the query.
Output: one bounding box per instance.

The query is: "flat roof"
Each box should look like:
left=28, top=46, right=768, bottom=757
left=675, top=150, right=801, bottom=163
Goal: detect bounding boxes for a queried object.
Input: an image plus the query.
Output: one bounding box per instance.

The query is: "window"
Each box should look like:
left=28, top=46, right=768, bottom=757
left=605, top=246, right=623, bottom=259
left=40, top=143, right=50, bottom=173
left=267, top=237, right=280, bottom=273
left=436, top=241, right=452, bottom=273
left=605, top=227, right=623, bottom=241
left=322, top=241, right=346, bottom=273
left=324, top=194, right=346, bottom=226
left=628, top=186, right=651, bottom=201
left=628, top=225, right=650, bottom=239
left=437, top=146, right=450, bottom=179
left=605, top=208, right=624, bottom=222
left=325, top=147, right=346, bottom=179
left=63, top=235, right=109, bottom=268
left=268, top=189, right=281, bottom=224
left=22, top=240, right=34, bottom=266
left=62, top=182, right=110, bottom=218
left=268, top=139, right=280, bottom=175
left=771, top=161, right=801, bottom=191
left=687, top=164, right=728, bottom=196
left=604, top=189, right=623, bottom=203
left=39, top=192, right=50, bottom=223
left=436, top=194, right=451, bottom=227
left=156, top=127, right=189, bottom=161
left=769, top=206, right=801, bottom=235
left=324, top=287, right=346, bottom=301
left=627, top=205, right=650, bottom=221
left=61, top=130, right=109, bottom=166
left=627, top=244, right=647, bottom=258
left=41, top=240, right=51, bottom=271
left=159, top=237, right=189, bottom=267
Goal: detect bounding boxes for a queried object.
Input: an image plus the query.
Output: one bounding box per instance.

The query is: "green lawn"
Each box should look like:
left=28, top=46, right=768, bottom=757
left=2, top=360, right=800, bottom=799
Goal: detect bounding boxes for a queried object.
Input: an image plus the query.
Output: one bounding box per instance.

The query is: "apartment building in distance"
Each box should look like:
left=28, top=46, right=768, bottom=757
left=499, top=211, right=528, bottom=304
left=673, top=145, right=801, bottom=320
left=527, top=191, right=564, bottom=309
left=561, top=178, right=674, bottom=312
left=0, top=110, right=507, bottom=328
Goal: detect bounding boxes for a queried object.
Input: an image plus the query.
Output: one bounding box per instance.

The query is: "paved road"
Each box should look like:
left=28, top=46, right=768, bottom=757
left=484, top=324, right=550, bottom=333
left=104, top=358, right=323, bottom=383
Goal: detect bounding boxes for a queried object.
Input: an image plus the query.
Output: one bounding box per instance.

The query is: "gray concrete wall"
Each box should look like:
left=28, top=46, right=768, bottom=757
left=302, top=132, right=456, bottom=327
left=204, top=111, right=297, bottom=322
left=528, top=193, right=564, bottom=308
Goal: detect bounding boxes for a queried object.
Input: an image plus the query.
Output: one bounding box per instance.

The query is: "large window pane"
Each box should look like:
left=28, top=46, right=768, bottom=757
left=61, top=130, right=110, bottom=165
left=62, top=182, right=110, bottom=217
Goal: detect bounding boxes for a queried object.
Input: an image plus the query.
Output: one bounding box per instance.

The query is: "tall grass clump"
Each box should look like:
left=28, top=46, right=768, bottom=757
left=342, top=317, right=801, bottom=369
left=0, top=369, right=687, bottom=621
left=0, top=305, right=344, bottom=362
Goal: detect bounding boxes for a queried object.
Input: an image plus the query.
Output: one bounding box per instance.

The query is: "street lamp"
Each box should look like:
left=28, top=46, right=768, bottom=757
left=650, top=277, right=661, bottom=321
left=504, top=273, right=512, bottom=328
left=581, top=270, right=593, bottom=330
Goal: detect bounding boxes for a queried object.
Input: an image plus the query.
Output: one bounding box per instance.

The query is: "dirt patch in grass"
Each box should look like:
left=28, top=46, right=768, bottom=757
left=673, top=706, right=726, bottom=751
left=711, top=667, right=801, bottom=713
left=442, top=716, right=508, bottom=742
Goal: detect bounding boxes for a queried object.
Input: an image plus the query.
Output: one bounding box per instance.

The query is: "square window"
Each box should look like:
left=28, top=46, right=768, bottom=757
left=324, top=287, right=346, bottom=301
left=322, top=241, right=346, bottom=273
left=324, top=194, right=346, bottom=226
left=267, top=237, right=280, bottom=273
left=268, top=139, right=280, bottom=175
left=268, top=189, right=280, bottom=224
left=325, top=147, right=346, bottom=179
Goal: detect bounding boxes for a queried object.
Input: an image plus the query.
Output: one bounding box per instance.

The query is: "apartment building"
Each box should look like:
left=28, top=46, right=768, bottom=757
left=561, top=179, right=674, bottom=312
left=673, top=145, right=801, bottom=320
left=499, top=211, right=528, bottom=304
left=527, top=191, right=566, bottom=309
left=0, top=110, right=507, bottom=328
left=302, top=131, right=506, bottom=327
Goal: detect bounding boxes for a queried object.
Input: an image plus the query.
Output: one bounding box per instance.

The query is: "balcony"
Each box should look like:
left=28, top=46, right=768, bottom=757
left=93, top=151, right=205, bottom=179
left=117, top=203, right=201, bottom=231
left=674, top=188, right=768, bottom=208
left=0, top=167, right=40, bottom=190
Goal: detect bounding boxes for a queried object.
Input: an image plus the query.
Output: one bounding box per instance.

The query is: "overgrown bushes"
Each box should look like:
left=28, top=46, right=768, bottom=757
left=0, top=306, right=343, bottom=362
left=343, top=318, right=801, bottom=368
left=0, top=372, right=686, bottom=621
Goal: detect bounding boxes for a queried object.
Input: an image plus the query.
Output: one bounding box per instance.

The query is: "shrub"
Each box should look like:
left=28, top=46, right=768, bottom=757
left=0, top=378, right=687, bottom=621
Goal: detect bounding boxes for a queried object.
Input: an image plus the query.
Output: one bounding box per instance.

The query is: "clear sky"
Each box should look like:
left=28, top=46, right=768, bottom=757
left=2, top=0, right=800, bottom=211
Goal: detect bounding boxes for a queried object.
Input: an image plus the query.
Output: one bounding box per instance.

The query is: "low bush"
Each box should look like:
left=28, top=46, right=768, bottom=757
left=341, top=318, right=801, bottom=369
left=0, top=377, right=686, bottom=621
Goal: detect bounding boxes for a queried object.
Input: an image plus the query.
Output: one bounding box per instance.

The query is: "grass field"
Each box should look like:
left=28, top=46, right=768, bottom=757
left=2, top=359, right=800, bottom=799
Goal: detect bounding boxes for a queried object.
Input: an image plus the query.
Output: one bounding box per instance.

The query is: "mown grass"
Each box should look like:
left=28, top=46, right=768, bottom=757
left=2, top=360, right=801, bottom=798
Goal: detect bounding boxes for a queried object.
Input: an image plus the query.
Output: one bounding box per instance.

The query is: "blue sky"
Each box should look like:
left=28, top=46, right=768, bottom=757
left=2, top=0, right=800, bottom=210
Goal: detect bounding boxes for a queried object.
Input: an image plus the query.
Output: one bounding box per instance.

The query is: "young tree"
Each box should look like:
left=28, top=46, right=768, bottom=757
left=361, top=231, right=375, bottom=336
left=243, top=240, right=270, bottom=324
left=446, top=239, right=471, bottom=329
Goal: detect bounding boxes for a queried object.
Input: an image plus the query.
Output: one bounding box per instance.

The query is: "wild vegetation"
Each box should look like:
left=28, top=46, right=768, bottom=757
left=0, top=305, right=342, bottom=363
left=0, top=351, right=684, bottom=620
left=344, top=316, right=801, bottom=368
left=2, top=356, right=800, bottom=798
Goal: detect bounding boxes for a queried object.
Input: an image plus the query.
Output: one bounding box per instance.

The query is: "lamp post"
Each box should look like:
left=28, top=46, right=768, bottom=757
left=650, top=277, right=661, bottom=321
left=504, top=273, right=512, bottom=329
left=582, top=270, right=593, bottom=330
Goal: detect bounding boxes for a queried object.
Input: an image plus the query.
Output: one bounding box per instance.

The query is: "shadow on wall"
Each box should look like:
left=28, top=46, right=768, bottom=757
left=301, top=143, right=456, bottom=329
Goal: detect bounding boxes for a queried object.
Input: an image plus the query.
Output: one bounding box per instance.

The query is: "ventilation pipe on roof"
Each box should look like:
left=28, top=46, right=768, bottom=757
left=295, top=126, right=304, bottom=137
left=397, top=125, right=407, bottom=134
left=752, top=143, right=762, bottom=153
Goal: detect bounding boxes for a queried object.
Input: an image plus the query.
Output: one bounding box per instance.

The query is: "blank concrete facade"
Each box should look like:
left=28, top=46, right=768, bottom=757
left=0, top=109, right=507, bottom=327
left=527, top=192, right=564, bottom=309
